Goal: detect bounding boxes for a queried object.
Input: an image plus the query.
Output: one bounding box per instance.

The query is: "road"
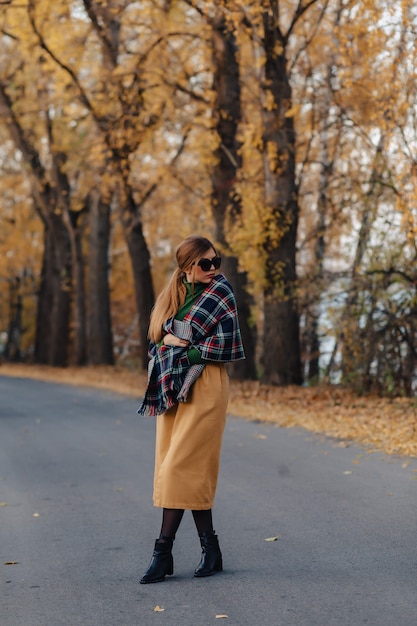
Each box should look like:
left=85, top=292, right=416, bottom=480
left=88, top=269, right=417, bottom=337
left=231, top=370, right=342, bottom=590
left=1, top=375, right=416, bottom=626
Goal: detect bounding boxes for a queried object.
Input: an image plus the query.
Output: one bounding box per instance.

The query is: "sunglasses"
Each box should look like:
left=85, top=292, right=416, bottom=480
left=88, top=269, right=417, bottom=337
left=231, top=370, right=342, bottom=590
left=196, top=256, right=222, bottom=272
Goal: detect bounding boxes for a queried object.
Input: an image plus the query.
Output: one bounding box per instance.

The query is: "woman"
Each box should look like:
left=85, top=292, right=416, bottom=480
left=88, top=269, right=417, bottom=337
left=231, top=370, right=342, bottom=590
left=138, top=235, right=245, bottom=584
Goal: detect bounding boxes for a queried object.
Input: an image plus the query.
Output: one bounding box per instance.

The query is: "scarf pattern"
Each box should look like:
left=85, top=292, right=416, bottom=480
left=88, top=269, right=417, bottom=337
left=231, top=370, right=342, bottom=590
left=137, top=274, right=245, bottom=417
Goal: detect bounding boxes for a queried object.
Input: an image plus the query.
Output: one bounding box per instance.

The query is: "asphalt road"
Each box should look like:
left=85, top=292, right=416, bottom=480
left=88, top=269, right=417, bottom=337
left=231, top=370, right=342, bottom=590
left=1, top=375, right=416, bottom=626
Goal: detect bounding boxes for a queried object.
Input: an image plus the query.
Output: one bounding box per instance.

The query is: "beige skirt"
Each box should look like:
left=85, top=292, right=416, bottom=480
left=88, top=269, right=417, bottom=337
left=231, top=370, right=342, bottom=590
left=153, top=364, right=229, bottom=510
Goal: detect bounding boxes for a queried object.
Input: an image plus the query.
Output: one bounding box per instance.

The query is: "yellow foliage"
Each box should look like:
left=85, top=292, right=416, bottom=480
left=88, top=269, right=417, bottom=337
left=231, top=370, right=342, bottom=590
left=0, top=158, right=42, bottom=348
left=1, top=0, right=417, bottom=385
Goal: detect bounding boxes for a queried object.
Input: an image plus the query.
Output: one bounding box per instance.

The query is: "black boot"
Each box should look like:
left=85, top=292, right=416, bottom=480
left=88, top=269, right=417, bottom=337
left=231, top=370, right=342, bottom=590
left=194, top=532, right=223, bottom=578
left=140, top=537, right=174, bottom=584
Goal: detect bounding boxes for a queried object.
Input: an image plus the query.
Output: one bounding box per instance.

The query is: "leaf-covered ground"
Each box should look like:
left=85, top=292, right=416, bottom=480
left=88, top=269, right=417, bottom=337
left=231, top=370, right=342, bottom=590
left=1, top=364, right=416, bottom=458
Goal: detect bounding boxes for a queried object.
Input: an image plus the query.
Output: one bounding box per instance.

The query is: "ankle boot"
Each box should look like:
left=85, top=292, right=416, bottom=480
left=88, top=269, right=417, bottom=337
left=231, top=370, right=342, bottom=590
left=140, top=537, right=174, bottom=584
left=194, top=531, right=223, bottom=577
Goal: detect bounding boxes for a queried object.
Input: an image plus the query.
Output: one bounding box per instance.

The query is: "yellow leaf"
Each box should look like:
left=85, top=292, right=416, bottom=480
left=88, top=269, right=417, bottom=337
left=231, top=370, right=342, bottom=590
left=265, top=536, right=280, bottom=542
left=32, top=512, right=40, bottom=517
left=154, top=606, right=165, bottom=612
left=0, top=502, right=8, bottom=507
left=215, top=616, right=228, bottom=619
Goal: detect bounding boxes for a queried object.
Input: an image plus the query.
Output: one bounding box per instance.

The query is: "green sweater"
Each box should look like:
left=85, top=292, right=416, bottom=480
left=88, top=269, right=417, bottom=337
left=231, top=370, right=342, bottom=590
left=176, top=282, right=206, bottom=364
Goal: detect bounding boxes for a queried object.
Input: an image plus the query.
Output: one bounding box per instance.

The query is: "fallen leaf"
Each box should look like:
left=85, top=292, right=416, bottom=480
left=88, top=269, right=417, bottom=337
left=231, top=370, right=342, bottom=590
left=32, top=512, right=40, bottom=517
left=4, top=561, right=18, bottom=565
left=0, top=502, right=8, bottom=507
left=215, top=616, right=228, bottom=619
left=154, top=605, right=165, bottom=612
left=265, top=536, right=280, bottom=542
left=343, top=471, right=352, bottom=475
left=255, top=434, right=267, bottom=440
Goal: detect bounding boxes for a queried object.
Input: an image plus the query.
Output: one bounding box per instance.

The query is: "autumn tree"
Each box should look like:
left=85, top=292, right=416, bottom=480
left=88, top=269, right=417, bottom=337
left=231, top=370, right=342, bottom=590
left=0, top=75, right=74, bottom=366
left=178, top=0, right=257, bottom=378
left=210, top=6, right=258, bottom=379
left=224, top=1, right=331, bottom=385
left=23, top=0, right=153, bottom=367
left=86, top=190, right=114, bottom=365
left=296, top=0, right=417, bottom=393
left=333, top=1, right=417, bottom=394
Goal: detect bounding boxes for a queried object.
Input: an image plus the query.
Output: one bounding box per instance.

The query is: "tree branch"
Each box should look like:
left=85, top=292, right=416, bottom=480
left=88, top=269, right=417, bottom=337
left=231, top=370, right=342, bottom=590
left=82, top=0, right=119, bottom=66
left=285, top=0, right=321, bottom=42
left=0, top=82, right=45, bottom=179
left=0, top=81, right=48, bottom=219
left=0, top=28, right=19, bottom=40
left=365, top=268, right=417, bottom=285
left=288, top=0, right=331, bottom=69
left=27, top=0, right=104, bottom=131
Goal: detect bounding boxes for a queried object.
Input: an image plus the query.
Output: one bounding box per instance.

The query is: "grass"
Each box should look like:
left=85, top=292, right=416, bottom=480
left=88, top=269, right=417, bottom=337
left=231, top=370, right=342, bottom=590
left=1, top=362, right=417, bottom=458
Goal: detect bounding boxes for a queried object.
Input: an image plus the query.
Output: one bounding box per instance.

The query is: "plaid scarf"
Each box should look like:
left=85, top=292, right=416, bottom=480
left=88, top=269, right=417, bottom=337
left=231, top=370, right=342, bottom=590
left=137, top=274, right=245, bottom=417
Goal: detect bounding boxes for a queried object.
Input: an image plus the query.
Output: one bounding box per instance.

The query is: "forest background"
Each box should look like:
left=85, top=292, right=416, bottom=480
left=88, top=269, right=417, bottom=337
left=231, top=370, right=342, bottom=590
left=1, top=0, right=417, bottom=455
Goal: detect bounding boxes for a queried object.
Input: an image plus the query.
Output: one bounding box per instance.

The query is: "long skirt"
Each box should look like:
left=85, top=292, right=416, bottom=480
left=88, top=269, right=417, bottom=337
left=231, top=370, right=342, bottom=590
left=153, top=364, right=229, bottom=510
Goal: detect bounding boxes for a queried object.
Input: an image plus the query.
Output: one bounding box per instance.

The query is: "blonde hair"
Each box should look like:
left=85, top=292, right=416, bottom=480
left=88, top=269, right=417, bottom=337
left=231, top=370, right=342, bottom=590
left=148, top=235, right=217, bottom=343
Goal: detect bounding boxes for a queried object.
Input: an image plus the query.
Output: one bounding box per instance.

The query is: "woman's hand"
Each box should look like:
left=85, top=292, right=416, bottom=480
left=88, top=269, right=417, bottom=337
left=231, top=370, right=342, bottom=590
left=163, top=334, right=190, bottom=348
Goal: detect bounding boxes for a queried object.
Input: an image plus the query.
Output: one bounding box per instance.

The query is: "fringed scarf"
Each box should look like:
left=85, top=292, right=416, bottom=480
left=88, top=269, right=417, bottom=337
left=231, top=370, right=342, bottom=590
left=137, top=274, right=245, bottom=417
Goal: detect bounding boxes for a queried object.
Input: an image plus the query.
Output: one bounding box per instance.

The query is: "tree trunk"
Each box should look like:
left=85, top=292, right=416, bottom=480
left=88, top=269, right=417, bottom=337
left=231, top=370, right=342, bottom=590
left=307, top=73, right=332, bottom=382
left=35, top=212, right=72, bottom=366
left=34, top=225, right=54, bottom=364
left=58, top=151, right=87, bottom=366
left=306, top=1, right=344, bottom=382
left=87, top=191, right=114, bottom=365
left=5, top=277, right=22, bottom=362
left=69, top=214, right=88, bottom=366
left=262, top=249, right=302, bottom=386
left=210, top=9, right=257, bottom=380
left=0, top=82, right=73, bottom=367
left=340, top=136, right=385, bottom=381
left=259, top=8, right=302, bottom=385
left=122, top=192, right=155, bottom=370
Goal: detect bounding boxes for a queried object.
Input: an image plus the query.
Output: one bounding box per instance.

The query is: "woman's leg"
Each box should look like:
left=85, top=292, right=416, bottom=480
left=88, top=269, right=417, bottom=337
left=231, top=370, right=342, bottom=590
left=192, top=509, right=213, bottom=534
left=160, top=507, right=185, bottom=540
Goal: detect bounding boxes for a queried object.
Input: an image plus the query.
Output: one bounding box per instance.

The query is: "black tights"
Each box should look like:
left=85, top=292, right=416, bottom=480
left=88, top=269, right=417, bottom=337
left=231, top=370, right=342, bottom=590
left=158, top=508, right=213, bottom=541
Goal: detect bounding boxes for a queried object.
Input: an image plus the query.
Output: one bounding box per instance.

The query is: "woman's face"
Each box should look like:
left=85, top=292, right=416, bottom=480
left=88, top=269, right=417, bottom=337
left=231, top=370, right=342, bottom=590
left=186, top=247, right=219, bottom=284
